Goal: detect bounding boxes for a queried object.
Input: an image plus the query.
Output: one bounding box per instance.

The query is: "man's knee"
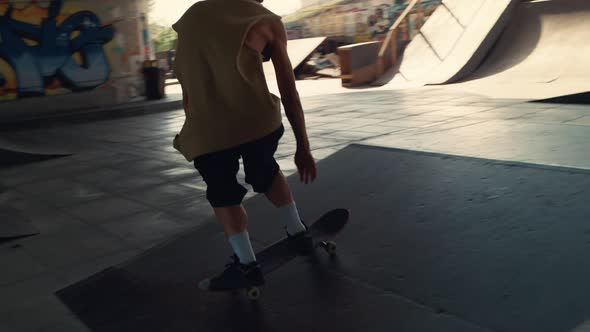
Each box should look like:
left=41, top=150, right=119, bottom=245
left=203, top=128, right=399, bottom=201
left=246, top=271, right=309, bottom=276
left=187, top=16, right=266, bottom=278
left=206, top=181, right=248, bottom=208
left=245, top=160, right=280, bottom=194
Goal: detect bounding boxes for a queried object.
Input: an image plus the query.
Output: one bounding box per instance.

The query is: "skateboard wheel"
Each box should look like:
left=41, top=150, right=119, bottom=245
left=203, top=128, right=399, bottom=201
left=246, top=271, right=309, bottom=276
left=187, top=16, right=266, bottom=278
left=247, top=287, right=261, bottom=300
left=325, top=241, right=337, bottom=256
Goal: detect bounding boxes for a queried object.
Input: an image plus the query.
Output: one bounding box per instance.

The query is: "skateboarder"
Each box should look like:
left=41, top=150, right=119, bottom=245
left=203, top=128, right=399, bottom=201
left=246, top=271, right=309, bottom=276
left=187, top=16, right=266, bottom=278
left=172, top=0, right=317, bottom=291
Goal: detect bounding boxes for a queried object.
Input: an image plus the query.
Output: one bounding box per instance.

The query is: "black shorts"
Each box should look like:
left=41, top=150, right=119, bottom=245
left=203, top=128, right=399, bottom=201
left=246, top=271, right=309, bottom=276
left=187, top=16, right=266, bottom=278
left=194, top=125, right=284, bottom=208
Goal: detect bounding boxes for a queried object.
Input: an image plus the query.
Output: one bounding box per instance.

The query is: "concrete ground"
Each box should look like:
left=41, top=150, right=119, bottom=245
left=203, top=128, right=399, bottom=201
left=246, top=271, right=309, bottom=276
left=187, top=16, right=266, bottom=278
left=1, top=84, right=590, bottom=331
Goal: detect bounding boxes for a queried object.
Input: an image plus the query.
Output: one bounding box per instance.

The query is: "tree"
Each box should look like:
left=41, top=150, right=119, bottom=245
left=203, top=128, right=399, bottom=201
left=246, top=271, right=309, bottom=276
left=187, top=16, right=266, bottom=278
left=151, top=24, right=178, bottom=52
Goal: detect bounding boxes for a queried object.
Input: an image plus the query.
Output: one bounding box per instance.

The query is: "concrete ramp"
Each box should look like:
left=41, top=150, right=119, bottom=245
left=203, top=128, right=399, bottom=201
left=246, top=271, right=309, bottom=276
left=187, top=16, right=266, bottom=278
left=0, top=136, right=72, bottom=167
left=393, top=0, right=518, bottom=85
left=263, top=36, right=327, bottom=81
left=0, top=206, right=39, bottom=242
left=446, top=0, right=590, bottom=100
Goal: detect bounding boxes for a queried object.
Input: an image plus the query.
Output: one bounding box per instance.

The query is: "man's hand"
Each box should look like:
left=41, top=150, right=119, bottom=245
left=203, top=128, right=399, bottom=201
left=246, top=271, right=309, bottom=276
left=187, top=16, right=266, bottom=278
left=295, top=147, right=317, bottom=184
left=269, top=18, right=317, bottom=184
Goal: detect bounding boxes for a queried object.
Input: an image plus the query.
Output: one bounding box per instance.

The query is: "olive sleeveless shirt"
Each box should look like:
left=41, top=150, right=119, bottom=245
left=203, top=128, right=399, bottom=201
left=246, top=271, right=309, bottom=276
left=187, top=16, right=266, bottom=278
left=172, top=0, right=283, bottom=161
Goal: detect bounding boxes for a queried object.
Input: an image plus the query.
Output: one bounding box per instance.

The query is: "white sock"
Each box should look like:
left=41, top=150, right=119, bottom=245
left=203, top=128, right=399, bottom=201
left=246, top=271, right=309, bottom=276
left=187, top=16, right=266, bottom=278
left=228, top=231, right=256, bottom=264
left=278, top=201, right=306, bottom=235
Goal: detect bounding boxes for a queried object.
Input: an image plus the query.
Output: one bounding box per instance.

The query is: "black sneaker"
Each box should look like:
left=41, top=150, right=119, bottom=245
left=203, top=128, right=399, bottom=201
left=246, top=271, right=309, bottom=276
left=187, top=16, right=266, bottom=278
left=287, top=222, right=313, bottom=255
left=199, top=255, right=264, bottom=291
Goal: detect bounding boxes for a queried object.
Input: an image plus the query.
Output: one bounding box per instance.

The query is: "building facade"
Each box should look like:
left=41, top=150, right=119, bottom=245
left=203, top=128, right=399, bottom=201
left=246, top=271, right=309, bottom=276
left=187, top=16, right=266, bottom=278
left=0, top=0, right=154, bottom=120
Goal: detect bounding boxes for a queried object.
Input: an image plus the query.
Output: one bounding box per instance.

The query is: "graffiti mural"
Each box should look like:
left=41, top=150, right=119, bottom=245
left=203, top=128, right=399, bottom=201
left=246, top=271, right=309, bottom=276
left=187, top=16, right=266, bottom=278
left=0, top=0, right=117, bottom=101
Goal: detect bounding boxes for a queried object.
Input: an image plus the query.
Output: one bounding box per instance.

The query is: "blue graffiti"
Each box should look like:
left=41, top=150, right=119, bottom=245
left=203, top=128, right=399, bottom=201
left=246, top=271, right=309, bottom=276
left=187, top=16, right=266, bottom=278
left=0, top=0, right=115, bottom=98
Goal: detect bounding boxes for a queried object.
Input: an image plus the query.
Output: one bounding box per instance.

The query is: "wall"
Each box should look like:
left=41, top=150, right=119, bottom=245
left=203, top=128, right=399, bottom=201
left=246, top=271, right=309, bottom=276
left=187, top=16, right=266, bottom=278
left=0, top=0, right=152, bottom=120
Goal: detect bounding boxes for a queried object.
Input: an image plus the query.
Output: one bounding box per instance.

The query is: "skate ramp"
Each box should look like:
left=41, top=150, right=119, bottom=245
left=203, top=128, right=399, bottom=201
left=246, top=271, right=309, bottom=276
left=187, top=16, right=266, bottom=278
left=390, top=0, right=518, bottom=85
left=0, top=136, right=72, bottom=167
left=0, top=206, right=39, bottom=242
left=445, top=0, right=590, bottom=100
left=263, top=36, right=327, bottom=81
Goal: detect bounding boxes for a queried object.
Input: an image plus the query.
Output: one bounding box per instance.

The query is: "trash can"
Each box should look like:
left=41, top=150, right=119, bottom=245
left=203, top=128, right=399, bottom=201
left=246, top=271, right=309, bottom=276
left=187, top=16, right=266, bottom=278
left=143, top=60, right=166, bottom=100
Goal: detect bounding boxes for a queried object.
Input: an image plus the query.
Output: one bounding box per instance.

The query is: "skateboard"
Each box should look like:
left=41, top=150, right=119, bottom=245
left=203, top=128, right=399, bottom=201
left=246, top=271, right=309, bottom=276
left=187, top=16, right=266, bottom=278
left=205, top=208, right=350, bottom=300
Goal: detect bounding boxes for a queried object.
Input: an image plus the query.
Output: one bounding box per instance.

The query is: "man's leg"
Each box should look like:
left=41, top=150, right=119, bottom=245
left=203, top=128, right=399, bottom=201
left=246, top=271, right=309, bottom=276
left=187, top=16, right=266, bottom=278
left=241, top=126, right=307, bottom=236
left=214, top=205, right=248, bottom=235
left=264, top=170, right=307, bottom=235
left=213, top=204, right=256, bottom=264
left=194, top=150, right=257, bottom=265
left=265, top=169, right=293, bottom=206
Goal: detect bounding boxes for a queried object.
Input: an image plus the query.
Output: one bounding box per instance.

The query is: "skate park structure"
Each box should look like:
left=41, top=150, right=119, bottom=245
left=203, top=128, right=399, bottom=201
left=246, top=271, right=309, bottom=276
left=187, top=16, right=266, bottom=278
left=343, top=0, right=590, bottom=102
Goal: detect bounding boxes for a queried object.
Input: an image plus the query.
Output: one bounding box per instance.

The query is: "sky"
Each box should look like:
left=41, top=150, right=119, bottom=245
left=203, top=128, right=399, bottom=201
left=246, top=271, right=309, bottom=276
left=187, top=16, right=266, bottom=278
left=150, top=0, right=302, bottom=25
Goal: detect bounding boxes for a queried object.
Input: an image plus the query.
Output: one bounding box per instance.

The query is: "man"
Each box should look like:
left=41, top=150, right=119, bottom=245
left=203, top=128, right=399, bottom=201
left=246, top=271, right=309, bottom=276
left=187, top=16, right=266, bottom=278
left=172, top=0, right=317, bottom=291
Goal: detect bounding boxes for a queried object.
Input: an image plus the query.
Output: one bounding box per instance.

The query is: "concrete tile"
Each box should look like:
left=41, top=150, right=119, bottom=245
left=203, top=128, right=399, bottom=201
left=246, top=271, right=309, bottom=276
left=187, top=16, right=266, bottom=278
left=312, top=146, right=345, bottom=160
left=360, top=112, right=414, bottom=120
left=1, top=296, right=74, bottom=332
left=0, top=274, right=65, bottom=313
left=342, top=118, right=390, bottom=126
left=16, top=179, right=107, bottom=208
left=276, top=158, right=298, bottom=175
left=426, top=105, right=494, bottom=117
left=354, top=125, right=411, bottom=135
left=160, top=198, right=214, bottom=225
left=509, top=102, right=553, bottom=110
left=412, top=119, right=490, bottom=135
left=276, top=144, right=297, bottom=157
left=407, top=113, right=462, bottom=122
left=0, top=247, right=46, bottom=286
left=63, top=196, right=151, bottom=224
left=132, top=137, right=174, bottom=149
left=119, top=183, right=201, bottom=207
left=0, top=191, right=87, bottom=236
left=129, top=129, right=174, bottom=139
left=100, top=211, right=191, bottom=249
left=72, top=168, right=127, bottom=185
left=519, top=109, right=587, bottom=123
left=57, top=249, right=142, bottom=286
left=324, top=130, right=374, bottom=140
left=311, top=122, right=366, bottom=131
left=73, top=151, right=144, bottom=168
left=17, top=223, right=131, bottom=269
left=0, top=160, right=97, bottom=188
left=177, top=179, right=208, bottom=193
left=152, top=165, right=198, bottom=182
left=91, top=133, right=145, bottom=144
left=110, top=158, right=178, bottom=173
left=393, top=107, right=447, bottom=116
left=372, top=117, right=437, bottom=128
left=566, top=116, right=590, bottom=126
left=310, top=138, right=351, bottom=149
left=465, top=107, right=538, bottom=120
left=307, top=128, right=338, bottom=137
left=132, top=150, right=178, bottom=163
left=318, top=111, right=365, bottom=118
left=91, top=174, right=169, bottom=193
left=36, top=315, right=91, bottom=332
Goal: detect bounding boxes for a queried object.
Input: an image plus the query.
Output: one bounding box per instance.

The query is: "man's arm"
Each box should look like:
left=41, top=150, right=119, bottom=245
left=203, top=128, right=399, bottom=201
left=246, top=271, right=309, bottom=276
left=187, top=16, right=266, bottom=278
left=270, top=20, right=309, bottom=151
left=269, top=19, right=316, bottom=183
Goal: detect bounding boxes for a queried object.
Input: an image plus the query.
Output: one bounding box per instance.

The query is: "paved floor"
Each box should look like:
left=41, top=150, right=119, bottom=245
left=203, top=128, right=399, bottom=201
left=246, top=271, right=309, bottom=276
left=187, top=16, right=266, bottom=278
left=1, top=87, right=590, bottom=331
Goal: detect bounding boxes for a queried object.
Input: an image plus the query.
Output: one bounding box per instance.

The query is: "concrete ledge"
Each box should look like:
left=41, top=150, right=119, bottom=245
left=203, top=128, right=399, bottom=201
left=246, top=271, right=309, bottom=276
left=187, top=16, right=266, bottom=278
left=339, top=41, right=382, bottom=87
left=0, top=94, right=183, bottom=131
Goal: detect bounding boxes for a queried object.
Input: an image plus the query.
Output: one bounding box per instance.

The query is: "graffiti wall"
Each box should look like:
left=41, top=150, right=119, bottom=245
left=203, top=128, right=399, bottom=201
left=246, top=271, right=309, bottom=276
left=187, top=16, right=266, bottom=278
left=284, top=0, right=441, bottom=43
left=0, top=0, right=150, bottom=103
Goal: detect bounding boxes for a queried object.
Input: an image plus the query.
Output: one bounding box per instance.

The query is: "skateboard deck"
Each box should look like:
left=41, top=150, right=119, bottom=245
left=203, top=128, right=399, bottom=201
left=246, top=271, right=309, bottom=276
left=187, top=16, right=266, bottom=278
left=203, top=208, right=349, bottom=299
left=256, top=208, right=349, bottom=275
